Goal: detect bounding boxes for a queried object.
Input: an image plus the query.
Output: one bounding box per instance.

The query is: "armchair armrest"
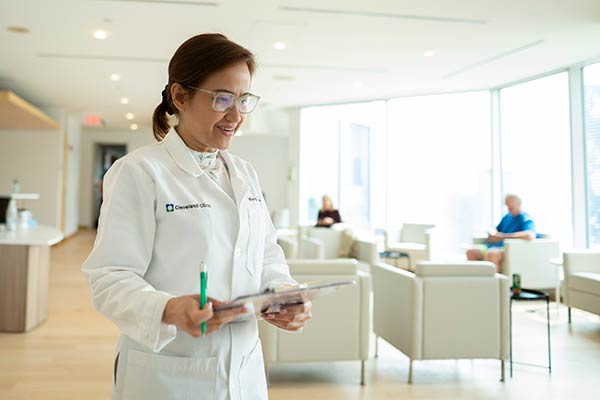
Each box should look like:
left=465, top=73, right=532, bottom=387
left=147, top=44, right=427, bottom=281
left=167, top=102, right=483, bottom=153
left=277, top=236, right=298, bottom=259
left=564, top=251, right=600, bottom=276
left=425, top=229, right=433, bottom=259
left=372, top=263, right=422, bottom=358
left=299, top=237, right=324, bottom=259
left=352, top=238, right=379, bottom=265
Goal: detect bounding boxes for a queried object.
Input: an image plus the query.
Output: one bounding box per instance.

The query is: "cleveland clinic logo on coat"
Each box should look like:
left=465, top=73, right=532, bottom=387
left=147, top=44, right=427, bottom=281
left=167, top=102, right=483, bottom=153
left=165, top=202, right=211, bottom=212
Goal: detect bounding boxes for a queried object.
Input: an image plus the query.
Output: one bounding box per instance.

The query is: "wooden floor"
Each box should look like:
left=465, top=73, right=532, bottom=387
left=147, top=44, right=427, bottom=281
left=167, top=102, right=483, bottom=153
left=1, top=230, right=599, bottom=399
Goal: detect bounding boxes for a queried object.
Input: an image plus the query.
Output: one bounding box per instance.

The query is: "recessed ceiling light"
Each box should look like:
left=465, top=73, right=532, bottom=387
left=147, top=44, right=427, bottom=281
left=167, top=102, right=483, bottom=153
left=273, top=41, right=287, bottom=50
left=6, top=26, right=30, bottom=34
left=352, top=81, right=363, bottom=88
left=120, top=97, right=129, bottom=105
left=125, top=112, right=135, bottom=120
left=130, top=123, right=139, bottom=131
left=424, top=49, right=435, bottom=57
left=93, top=30, right=109, bottom=40
left=110, top=73, right=121, bottom=81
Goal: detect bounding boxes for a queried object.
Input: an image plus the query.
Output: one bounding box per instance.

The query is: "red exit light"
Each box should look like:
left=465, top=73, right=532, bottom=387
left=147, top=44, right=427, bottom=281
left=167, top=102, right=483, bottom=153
left=84, top=114, right=103, bottom=126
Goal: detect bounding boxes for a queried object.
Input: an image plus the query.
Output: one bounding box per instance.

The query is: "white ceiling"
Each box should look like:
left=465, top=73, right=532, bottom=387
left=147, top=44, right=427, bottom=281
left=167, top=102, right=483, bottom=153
left=1, top=0, right=600, bottom=130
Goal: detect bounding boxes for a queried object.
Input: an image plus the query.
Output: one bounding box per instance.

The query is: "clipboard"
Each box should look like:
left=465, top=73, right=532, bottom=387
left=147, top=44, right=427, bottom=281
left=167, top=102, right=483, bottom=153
left=213, top=280, right=356, bottom=317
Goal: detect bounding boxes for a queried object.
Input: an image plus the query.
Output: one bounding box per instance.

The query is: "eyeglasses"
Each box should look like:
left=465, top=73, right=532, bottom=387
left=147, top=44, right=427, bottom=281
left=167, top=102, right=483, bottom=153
left=184, top=85, right=261, bottom=114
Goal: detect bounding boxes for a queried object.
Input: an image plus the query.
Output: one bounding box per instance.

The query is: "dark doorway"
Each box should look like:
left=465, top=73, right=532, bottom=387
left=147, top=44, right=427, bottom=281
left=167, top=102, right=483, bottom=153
left=94, top=144, right=127, bottom=227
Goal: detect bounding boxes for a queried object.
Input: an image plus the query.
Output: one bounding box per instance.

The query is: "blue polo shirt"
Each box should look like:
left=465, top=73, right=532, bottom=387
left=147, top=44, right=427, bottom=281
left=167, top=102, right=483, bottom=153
left=488, top=212, right=536, bottom=248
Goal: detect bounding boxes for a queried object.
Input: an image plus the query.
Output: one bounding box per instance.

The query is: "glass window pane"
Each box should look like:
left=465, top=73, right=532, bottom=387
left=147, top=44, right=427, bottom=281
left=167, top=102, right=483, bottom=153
left=500, top=72, right=572, bottom=248
left=387, top=92, right=492, bottom=257
left=584, top=62, right=600, bottom=247
left=299, top=102, right=386, bottom=228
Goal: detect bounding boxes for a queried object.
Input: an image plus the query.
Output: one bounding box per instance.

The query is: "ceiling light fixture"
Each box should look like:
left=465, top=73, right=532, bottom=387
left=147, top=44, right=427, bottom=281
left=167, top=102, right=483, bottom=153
left=352, top=80, right=363, bottom=88
left=235, top=130, right=244, bottom=136
left=6, top=26, right=30, bottom=34
left=273, top=41, right=287, bottom=50
left=424, top=49, right=435, bottom=57
left=120, top=97, right=129, bottom=105
left=130, top=123, right=139, bottom=131
left=125, top=112, right=135, bottom=120
left=110, top=73, right=121, bottom=81
left=93, top=30, right=109, bottom=40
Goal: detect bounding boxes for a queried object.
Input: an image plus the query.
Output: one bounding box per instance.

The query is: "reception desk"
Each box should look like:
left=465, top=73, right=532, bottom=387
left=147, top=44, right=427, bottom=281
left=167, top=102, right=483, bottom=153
left=0, top=225, right=63, bottom=332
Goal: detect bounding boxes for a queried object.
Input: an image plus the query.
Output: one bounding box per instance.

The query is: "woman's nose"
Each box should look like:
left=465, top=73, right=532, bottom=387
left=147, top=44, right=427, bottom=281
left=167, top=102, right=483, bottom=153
left=225, top=104, right=242, bottom=123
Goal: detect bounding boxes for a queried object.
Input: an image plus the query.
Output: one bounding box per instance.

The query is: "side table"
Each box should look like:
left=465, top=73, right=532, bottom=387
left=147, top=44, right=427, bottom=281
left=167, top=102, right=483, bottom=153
left=380, top=250, right=411, bottom=269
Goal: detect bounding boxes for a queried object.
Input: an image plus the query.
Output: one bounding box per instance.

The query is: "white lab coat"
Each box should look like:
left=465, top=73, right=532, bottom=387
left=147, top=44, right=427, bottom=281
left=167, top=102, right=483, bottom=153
left=82, top=129, right=295, bottom=400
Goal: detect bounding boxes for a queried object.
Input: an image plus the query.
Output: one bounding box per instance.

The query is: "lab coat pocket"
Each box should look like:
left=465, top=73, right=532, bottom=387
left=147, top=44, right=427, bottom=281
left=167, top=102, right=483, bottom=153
left=122, top=349, right=217, bottom=400
left=246, top=207, right=265, bottom=277
left=238, top=339, right=268, bottom=400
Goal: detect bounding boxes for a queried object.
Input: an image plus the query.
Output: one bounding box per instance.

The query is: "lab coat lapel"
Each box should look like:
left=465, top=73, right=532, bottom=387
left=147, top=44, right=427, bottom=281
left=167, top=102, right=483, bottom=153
left=163, top=128, right=204, bottom=178
left=220, top=150, right=252, bottom=208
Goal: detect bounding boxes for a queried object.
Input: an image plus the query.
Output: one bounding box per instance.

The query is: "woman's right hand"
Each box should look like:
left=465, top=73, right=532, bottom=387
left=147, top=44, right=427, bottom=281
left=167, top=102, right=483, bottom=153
left=162, top=295, right=247, bottom=338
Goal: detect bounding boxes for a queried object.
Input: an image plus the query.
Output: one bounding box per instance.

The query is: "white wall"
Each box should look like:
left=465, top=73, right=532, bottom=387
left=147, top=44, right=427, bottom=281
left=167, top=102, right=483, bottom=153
left=229, top=134, right=289, bottom=214
left=234, top=107, right=300, bottom=225
left=63, top=114, right=82, bottom=236
left=78, top=128, right=155, bottom=227
left=78, top=120, right=297, bottom=228
left=285, top=109, right=301, bottom=227
left=0, top=129, right=62, bottom=228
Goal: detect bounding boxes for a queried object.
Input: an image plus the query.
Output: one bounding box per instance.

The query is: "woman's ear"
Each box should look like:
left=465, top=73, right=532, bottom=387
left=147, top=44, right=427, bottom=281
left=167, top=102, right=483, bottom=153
left=171, top=83, right=187, bottom=113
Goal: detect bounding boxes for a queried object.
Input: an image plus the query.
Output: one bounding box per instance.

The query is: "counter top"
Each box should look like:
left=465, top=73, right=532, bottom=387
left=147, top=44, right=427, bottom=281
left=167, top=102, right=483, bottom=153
left=0, top=225, right=64, bottom=246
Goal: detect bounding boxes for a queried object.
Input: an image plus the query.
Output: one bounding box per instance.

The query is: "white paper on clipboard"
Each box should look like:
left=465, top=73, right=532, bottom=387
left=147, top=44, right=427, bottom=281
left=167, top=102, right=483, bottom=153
left=213, top=280, right=356, bottom=319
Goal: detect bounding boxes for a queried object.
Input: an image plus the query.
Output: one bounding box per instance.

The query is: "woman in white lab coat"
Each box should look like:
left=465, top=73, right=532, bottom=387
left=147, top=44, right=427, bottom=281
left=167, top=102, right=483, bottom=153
left=82, top=33, right=311, bottom=400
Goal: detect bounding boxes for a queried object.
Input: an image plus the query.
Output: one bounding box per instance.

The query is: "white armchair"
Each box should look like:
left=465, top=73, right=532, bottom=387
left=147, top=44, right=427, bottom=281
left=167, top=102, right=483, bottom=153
left=503, top=238, right=560, bottom=291
left=259, top=259, right=372, bottom=385
left=371, top=261, right=509, bottom=383
left=472, top=235, right=560, bottom=292
left=384, top=223, right=435, bottom=270
left=298, top=225, right=351, bottom=259
left=563, top=251, right=600, bottom=322
left=297, top=226, right=379, bottom=273
left=277, top=236, right=298, bottom=259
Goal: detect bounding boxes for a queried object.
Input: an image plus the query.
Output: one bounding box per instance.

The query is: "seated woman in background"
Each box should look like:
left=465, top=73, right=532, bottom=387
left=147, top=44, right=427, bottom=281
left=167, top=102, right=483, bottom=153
left=316, top=195, right=342, bottom=227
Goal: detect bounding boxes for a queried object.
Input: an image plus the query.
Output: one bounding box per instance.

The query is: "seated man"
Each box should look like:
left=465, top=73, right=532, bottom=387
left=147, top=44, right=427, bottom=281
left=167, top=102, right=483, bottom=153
left=466, top=194, right=536, bottom=273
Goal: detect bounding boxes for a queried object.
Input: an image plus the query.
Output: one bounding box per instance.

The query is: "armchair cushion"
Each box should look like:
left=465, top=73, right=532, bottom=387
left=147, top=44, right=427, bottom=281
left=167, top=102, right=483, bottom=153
left=416, top=261, right=496, bottom=277
left=287, top=258, right=359, bottom=275
left=568, top=272, right=600, bottom=294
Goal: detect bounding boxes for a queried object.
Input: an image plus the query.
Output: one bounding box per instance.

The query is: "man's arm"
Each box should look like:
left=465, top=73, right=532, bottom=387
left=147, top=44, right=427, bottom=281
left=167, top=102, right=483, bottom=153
left=502, top=230, right=536, bottom=240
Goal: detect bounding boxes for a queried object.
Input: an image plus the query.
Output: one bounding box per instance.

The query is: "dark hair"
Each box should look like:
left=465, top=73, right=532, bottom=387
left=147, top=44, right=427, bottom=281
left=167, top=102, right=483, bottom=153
left=152, top=33, right=256, bottom=141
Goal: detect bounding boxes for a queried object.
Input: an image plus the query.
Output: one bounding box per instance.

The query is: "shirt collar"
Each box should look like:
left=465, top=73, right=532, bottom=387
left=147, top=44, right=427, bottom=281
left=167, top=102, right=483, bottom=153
left=163, top=128, right=252, bottom=186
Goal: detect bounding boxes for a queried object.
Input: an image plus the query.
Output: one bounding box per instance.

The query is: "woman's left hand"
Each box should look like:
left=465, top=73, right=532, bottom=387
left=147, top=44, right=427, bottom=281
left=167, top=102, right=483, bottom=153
left=262, top=301, right=312, bottom=332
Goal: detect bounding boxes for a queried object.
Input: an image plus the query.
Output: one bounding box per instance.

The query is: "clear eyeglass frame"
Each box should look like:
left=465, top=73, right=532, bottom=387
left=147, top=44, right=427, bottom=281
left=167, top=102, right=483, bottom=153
left=184, top=85, right=261, bottom=114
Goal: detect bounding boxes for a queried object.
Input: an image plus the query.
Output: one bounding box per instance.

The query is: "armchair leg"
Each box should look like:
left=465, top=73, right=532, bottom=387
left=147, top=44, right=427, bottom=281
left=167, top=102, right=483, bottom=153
left=408, top=359, right=413, bottom=384
left=360, top=360, right=366, bottom=386
left=375, top=335, right=379, bottom=358
left=501, top=360, right=505, bottom=382
left=568, top=307, right=572, bottom=324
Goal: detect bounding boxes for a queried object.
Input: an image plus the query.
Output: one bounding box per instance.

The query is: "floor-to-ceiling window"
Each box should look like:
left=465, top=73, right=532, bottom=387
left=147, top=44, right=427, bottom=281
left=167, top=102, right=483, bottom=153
left=584, top=62, right=600, bottom=247
left=299, top=101, right=387, bottom=228
left=387, top=91, right=492, bottom=257
left=500, top=72, right=572, bottom=248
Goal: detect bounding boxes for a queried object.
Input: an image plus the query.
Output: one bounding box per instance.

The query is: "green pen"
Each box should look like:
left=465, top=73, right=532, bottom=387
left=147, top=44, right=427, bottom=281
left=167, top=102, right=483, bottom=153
left=199, top=262, right=208, bottom=335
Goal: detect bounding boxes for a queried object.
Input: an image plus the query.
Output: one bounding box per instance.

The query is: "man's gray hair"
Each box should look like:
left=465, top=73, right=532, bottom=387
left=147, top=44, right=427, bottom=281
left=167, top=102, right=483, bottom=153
left=505, top=193, right=522, bottom=205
